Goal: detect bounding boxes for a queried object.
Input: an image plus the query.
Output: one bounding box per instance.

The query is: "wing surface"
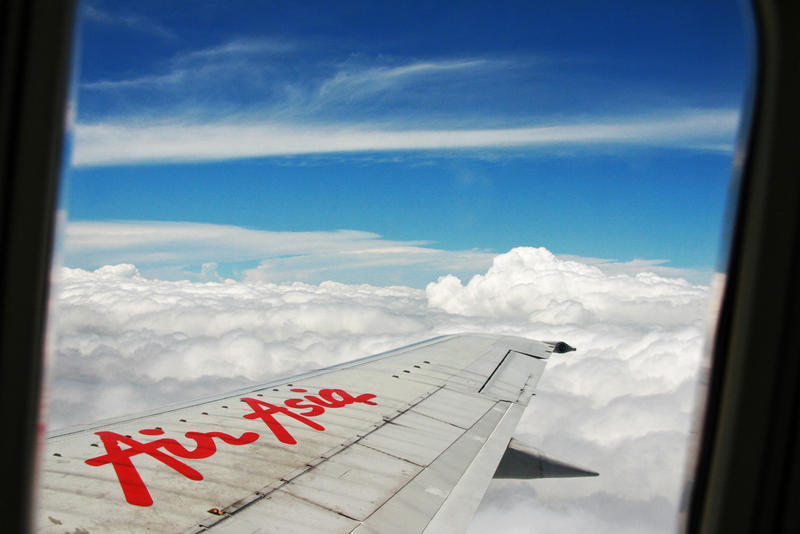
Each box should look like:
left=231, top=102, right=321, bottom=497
left=37, top=333, right=564, bottom=533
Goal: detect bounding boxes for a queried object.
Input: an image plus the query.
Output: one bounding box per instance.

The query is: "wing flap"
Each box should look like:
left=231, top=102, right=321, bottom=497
left=351, top=402, right=517, bottom=534
left=423, top=403, right=526, bottom=534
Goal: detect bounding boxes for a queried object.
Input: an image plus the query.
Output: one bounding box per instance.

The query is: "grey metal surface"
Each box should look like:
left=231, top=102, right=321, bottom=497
left=423, top=403, right=526, bottom=534
left=480, top=351, right=547, bottom=402
left=358, top=410, right=464, bottom=466
left=283, top=444, right=421, bottom=520
left=204, top=490, right=359, bottom=534
left=352, top=402, right=511, bottom=534
left=37, top=333, right=563, bottom=533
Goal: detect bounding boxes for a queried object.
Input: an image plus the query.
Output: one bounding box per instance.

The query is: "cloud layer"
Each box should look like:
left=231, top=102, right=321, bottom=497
left=62, top=220, right=494, bottom=286
left=62, top=220, right=710, bottom=287
left=46, top=246, right=713, bottom=533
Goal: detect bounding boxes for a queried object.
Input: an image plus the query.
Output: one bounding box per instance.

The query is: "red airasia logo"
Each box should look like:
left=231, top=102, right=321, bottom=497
left=241, top=388, right=377, bottom=445
left=84, top=388, right=377, bottom=506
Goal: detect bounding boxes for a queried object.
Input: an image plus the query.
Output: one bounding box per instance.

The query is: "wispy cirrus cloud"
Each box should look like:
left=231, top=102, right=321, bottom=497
left=178, top=37, right=298, bottom=61
left=76, top=43, right=739, bottom=163
left=82, top=37, right=297, bottom=91
left=72, top=109, right=738, bottom=166
left=83, top=3, right=177, bottom=40
left=82, top=70, right=187, bottom=91
left=316, top=59, right=499, bottom=101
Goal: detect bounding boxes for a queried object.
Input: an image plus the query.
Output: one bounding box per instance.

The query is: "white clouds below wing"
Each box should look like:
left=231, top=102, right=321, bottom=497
left=48, top=247, right=713, bottom=533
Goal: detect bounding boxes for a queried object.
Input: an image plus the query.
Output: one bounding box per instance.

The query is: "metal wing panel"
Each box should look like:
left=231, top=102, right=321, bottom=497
left=39, top=387, right=387, bottom=532
left=351, top=402, right=515, bottom=534
left=281, top=443, right=422, bottom=521
left=422, top=402, right=526, bottom=533
left=357, top=410, right=464, bottom=466
left=37, top=333, right=557, bottom=533
left=207, top=489, right=361, bottom=534
left=409, top=387, right=495, bottom=430
left=480, top=351, right=547, bottom=402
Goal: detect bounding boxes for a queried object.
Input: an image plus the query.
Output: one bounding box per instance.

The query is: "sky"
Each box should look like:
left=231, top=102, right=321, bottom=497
left=44, top=1, right=751, bottom=533
left=61, top=0, right=749, bottom=284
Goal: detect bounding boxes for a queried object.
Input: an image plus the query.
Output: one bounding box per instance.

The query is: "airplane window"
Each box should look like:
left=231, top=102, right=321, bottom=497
left=37, top=1, right=750, bottom=532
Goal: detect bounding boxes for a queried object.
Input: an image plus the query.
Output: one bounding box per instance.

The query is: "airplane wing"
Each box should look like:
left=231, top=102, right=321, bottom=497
left=37, top=333, right=593, bottom=533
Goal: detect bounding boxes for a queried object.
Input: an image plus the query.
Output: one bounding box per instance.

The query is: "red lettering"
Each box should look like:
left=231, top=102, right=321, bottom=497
left=85, top=429, right=258, bottom=507
left=240, top=389, right=377, bottom=444
left=86, top=388, right=377, bottom=507
left=354, top=392, right=378, bottom=405
left=284, top=398, right=325, bottom=417
left=304, top=393, right=344, bottom=408
left=319, top=389, right=352, bottom=405
left=317, top=388, right=378, bottom=407
left=241, top=397, right=324, bottom=444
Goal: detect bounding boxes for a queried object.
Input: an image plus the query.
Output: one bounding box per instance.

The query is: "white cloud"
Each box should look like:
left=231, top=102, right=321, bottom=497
left=66, top=221, right=394, bottom=254
left=178, top=38, right=297, bottom=61
left=46, top=246, right=714, bottom=533
left=426, top=247, right=709, bottom=326
left=82, top=38, right=298, bottom=91
left=63, top=220, right=707, bottom=287
left=72, top=109, right=737, bottom=166
left=82, top=70, right=188, bottom=90
left=72, top=45, right=739, bottom=167
left=63, top=220, right=494, bottom=285
left=83, top=3, right=176, bottom=40
left=316, top=59, right=496, bottom=102
left=559, top=255, right=712, bottom=281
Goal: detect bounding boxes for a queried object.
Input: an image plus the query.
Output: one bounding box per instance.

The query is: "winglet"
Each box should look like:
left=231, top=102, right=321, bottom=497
left=543, top=341, right=577, bottom=354
left=493, top=438, right=598, bottom=479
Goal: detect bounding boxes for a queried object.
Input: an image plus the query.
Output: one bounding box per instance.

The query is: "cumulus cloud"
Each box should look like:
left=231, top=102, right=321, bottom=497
left=427, top=247, right=709, bottom=326
left=45, top=247, right=713, bottom=533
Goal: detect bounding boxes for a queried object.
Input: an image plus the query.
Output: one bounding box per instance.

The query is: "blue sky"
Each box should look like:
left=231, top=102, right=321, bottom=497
left=62, top=0, right=749, bottom=285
